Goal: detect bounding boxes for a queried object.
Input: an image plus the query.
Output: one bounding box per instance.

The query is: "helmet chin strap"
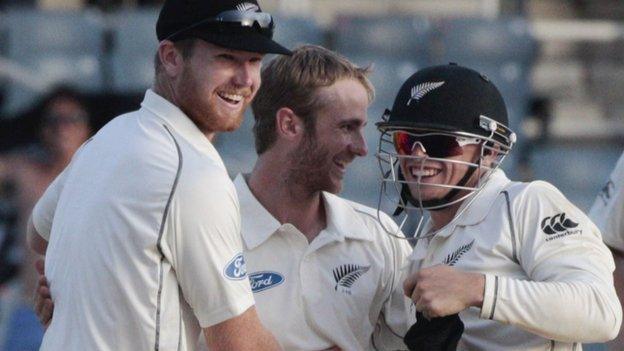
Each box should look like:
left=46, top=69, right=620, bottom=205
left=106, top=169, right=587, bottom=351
left=393, top=164, right=477, bottom=215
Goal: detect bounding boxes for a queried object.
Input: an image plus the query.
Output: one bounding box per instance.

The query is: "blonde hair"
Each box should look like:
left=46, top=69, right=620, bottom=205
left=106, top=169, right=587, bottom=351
left=251, top=45, right=374, bottom=154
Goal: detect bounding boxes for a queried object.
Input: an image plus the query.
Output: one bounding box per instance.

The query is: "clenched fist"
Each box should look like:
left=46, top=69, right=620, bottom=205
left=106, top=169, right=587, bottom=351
left=403, top=264, right=485, bottom=319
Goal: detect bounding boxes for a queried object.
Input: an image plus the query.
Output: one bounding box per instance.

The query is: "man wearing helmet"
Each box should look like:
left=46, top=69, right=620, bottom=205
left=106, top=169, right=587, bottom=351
left=377, top=63, right=622, bottom=350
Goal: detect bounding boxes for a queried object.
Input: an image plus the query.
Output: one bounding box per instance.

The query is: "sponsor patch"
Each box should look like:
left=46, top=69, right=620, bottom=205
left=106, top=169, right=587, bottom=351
left=540, top=213, right=582, bottom=241
left=249, top=271, right=284, bottom=293
left=333, top=264, right=370, bottom=295
left=223, top=253, right=247, bottom=280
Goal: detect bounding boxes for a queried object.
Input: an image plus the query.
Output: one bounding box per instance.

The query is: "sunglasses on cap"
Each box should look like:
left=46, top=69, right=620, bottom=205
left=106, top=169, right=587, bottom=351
left=166, top=9, right=275, bottom=41
left=392, top=132, right=481, bottom=158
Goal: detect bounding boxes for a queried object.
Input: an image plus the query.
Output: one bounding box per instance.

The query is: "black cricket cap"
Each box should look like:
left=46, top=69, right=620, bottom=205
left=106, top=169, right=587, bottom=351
left=156, top=0, right=291, bottom=55
left=379, top=63, right=509, bottom=140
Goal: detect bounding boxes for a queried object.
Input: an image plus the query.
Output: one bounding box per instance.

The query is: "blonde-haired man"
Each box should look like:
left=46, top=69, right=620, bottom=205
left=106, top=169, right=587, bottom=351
left=33, top=45, right=415, bottom=351
left=235, top=45, right=415, bottom=350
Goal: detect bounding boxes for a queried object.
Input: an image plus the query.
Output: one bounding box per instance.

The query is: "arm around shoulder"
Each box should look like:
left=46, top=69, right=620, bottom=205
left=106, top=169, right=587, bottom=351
left=203, top=306, right=281, bottom=351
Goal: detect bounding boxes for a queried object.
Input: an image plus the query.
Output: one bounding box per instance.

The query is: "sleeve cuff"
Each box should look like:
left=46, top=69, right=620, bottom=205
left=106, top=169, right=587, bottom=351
left=480, top=274, right=499, bottom=320
left=31, top=205, right=50, bottom=241
left=197, top=296, right=255, bottom=328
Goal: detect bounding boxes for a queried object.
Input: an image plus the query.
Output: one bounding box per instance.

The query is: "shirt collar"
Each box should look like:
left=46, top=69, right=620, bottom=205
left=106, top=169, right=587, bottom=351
left=456, top=169, right=511, bottom=226
left=234, top=174, right=374, bottom=250
left=140, top=89, right=217, bottom=157
left=322, top=192, right=374, bottom=242
left=234, top=174, right=282, bottom=250
left=434, top=169, right=511, bottom=238
left=409, top=169, right=511, bottom=263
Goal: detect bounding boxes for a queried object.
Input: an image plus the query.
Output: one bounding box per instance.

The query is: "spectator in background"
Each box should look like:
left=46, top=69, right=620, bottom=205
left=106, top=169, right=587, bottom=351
left=0, top=86, right=90, bottom=351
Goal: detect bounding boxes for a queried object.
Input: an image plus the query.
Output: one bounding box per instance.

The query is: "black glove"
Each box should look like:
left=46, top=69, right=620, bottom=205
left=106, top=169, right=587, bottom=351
left=403, top=312, right=464, bottom=351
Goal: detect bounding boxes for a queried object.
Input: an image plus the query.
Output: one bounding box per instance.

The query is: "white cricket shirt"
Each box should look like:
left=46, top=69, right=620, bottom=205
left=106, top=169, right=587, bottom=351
left=234, top=174, right=416, bottom=351
left=589, top=151, right=624, bottom=252
left=32, top=90, right=254, bottom=351
left=409, top=169, right=621, bottom=350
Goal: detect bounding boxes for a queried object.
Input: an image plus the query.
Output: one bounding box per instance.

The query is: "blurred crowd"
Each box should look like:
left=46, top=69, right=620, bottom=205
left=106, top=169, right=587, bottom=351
left=0, top=0, right=163, bottom=10
left=0, top=87, right=91, bottom=349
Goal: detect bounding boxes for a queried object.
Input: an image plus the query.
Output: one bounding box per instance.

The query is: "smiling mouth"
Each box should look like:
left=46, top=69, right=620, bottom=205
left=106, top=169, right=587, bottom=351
left=409, top=166, right=441, bottom=178
left=217, top=91, right=244, bottom=106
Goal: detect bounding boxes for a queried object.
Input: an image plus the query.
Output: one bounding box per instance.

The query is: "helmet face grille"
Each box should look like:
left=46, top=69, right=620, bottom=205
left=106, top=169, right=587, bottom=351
left=374, top=64, right=517, bottom=239
left=375, top=127, right=511, bottom=214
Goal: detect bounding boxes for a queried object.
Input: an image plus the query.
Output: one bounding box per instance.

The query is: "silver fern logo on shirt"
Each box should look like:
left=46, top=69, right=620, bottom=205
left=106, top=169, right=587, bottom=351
left=333, top=264, right=370, bottom=295
left=444, top=239, right=475, bottom=266
left=407, top=81, right=445, bottom=106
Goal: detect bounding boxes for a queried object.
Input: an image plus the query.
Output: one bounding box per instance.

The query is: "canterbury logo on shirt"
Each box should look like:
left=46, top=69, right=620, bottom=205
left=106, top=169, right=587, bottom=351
left=443, top=239, right=475, bottom=266
left=540, top=213, right=579, bottom=235
left=333, top=264, right=370, bottom=295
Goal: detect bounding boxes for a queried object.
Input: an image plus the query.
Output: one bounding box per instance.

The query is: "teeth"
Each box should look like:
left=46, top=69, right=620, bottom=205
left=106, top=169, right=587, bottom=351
left=411, top=168, right=440, bottom=177
left=218, top=92, right=243, bottom=103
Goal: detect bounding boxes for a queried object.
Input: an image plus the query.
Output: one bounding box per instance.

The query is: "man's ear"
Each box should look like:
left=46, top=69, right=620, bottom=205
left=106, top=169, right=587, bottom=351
left=275, top=107, right=305, bottom=140
left=157, top=40, right=185, bottom=78
left=482, top=142, right=501, bottom=164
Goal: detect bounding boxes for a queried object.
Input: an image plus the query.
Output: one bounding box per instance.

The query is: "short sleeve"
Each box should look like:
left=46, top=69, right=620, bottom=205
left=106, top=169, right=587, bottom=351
left=589, top=152, right=624, bottom=252
left=31, top=165, right=71, bottom=241
left=165, top=168, right=254, bottom=328
left=31, top=138, right=91, bottom=241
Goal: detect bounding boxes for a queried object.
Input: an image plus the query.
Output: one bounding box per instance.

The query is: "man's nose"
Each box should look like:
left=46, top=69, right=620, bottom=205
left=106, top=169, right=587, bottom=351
left=410, top=142, right=427, bottom=156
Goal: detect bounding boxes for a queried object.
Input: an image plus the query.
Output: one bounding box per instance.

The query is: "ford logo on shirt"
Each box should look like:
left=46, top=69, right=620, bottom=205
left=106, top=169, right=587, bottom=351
left=249, top=271, right=284, bottom=293
left=224, top=253, right=247, bottom=280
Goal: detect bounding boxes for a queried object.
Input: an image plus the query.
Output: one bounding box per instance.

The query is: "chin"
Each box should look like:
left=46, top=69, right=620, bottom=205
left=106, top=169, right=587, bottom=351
left=319, top=179, right=342, bottom=195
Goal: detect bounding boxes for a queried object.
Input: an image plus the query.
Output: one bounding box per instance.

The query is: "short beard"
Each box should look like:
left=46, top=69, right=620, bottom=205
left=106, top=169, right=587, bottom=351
left=285, top=131, right=339, bottom=195
left=176, top=64, right=246, bottom=134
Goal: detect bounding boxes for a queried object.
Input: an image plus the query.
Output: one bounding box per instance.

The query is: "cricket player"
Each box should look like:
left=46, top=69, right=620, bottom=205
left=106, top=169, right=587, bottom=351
left=26, top=0, right=291, bottom=350
left=590, top=150, right=624, bottom=349
left=236, top=45, right=415, bottom=350
left=33, top=45, right=416, bottom=351
left=376, top=63, right=622, bottom=350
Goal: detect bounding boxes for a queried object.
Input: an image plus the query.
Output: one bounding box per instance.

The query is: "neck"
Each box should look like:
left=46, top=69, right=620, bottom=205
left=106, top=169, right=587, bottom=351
left=151, top=82, right=215, bottom=141
left=428, top=200, right=462, bottom=231
left=248, top=153, right=326, bottom=243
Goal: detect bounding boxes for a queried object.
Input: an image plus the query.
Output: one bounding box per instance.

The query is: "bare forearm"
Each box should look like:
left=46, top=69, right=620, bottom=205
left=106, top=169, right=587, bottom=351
left=204, top=306, right=282, bottom=351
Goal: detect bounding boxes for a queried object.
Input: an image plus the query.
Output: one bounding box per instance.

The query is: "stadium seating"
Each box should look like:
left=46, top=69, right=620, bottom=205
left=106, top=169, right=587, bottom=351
left=2, top=9, right=105, bottom=114
left=273, top=16, right=325, bottom=48
left=108, top=8, right=160, bottom=92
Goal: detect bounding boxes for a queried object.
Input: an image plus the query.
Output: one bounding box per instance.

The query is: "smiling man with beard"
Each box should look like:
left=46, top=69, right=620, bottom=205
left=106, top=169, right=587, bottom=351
left=25, top=0, right=291, bottom=350
left=230, top=45, right=415, bottom=350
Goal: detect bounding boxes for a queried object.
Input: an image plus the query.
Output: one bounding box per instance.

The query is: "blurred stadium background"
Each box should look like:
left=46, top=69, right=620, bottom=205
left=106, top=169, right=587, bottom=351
left=0, top=0, right=623, bottom=350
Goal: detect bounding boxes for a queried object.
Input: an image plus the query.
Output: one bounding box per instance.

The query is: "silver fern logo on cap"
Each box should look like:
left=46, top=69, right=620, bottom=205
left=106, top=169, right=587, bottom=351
left=407, top=81, right=445, bottom=106
left=236, top=2, right=259, bottom=12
